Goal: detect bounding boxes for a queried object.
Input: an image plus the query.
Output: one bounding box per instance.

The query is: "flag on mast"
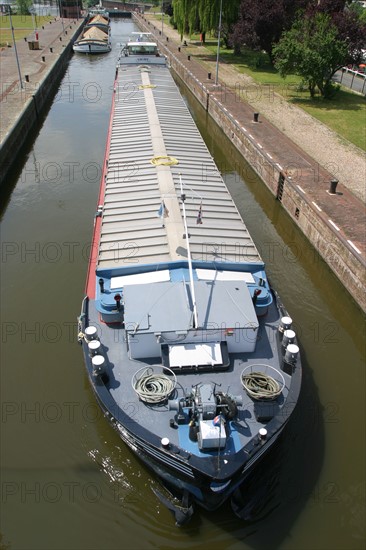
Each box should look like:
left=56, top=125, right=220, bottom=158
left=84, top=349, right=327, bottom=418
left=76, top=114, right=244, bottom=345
left=157, top=200, right=169, bottom=219
left=196, top=201, right=203, bottom=224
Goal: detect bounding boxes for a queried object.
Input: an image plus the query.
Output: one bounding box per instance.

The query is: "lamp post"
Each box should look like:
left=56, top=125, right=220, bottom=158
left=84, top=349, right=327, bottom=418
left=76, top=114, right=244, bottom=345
left=7, top=6, right=24, bottom=90
left=58, top=0, right=65, bottom=34
left=214, top=0, right=223, bottom=86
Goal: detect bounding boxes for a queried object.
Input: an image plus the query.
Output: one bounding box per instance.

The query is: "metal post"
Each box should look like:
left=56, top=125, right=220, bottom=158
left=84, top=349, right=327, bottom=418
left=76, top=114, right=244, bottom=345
left=215, top=0, right=223, bottom=86
left=31, top=11, right=36, bottom=34
left=179, top=174, right=198, bottom=329
left=58, top=0, right=65, bottom=34
left=8, top=8, right=24, bottom=89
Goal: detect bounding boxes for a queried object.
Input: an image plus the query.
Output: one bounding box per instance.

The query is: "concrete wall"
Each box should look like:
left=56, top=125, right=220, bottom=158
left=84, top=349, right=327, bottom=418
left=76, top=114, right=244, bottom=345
left=164, top=47, right=366, bottom=312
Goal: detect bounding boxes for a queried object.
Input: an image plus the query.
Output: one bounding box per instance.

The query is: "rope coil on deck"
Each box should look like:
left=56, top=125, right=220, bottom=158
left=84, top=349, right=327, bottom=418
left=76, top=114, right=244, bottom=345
left=241, top=365, right=284, bottom=400
left=138, top=84, right=156, bottom=90
left=150, top=155, right=179, bottom=166
left=132, top=366, right=176, bottom=404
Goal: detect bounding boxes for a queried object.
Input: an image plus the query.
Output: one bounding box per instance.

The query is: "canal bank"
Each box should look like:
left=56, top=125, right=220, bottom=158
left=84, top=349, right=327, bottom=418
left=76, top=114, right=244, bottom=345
left=0, top=16, right=85, bottom=187
left=135, top=13, right=366, bottom=314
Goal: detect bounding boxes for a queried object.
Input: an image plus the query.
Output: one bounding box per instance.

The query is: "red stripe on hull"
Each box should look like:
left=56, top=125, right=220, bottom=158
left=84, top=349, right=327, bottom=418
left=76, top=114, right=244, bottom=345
left=85, top=73, right=118, bottom=299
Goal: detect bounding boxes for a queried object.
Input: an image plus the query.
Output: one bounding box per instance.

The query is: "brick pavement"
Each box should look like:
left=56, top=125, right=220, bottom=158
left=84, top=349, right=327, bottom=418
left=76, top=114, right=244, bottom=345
left=0, top=16, right=84, bottom=143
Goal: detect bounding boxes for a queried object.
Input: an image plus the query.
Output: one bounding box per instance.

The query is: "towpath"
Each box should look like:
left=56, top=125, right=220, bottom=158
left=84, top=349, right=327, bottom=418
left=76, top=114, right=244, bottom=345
left=0, top=16, right=84, bottom=145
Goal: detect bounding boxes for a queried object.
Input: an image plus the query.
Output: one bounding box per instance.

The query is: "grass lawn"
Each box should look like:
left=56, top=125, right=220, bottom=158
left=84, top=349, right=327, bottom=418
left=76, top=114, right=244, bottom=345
left=0, top=15, right=53, bottom=46
left=154, top=20, right=366, bottom=151
left=209, top=45, right=366, bottom=151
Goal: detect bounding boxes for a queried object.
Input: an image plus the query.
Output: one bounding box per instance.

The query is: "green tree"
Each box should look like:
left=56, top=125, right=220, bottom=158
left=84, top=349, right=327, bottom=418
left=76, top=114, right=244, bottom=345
left=16, top=0, right=32, bottom=15
left=273, top=13, right=348, bottom=97
left=172, top=0, right=240, bottom=41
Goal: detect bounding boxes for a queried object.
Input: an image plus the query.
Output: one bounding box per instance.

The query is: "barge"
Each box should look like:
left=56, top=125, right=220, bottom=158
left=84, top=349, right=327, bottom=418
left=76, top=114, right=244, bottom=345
left=78, top=33, right=302, bottom=525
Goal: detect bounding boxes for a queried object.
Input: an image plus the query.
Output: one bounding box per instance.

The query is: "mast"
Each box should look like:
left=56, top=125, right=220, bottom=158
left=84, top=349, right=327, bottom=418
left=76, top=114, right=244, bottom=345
left=179, top=174, right=199, bottom=328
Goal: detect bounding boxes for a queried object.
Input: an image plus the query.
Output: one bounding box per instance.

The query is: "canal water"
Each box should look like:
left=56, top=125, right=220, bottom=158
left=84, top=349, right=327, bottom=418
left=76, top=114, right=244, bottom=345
left=0, top=19, right=364, bottom=550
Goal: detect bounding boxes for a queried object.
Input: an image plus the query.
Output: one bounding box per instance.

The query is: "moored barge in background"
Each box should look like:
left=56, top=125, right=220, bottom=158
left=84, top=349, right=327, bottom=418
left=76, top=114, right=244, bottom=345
left=73, top=12, right=111, bottom=54
left=78, top=33, right=302, bottom=525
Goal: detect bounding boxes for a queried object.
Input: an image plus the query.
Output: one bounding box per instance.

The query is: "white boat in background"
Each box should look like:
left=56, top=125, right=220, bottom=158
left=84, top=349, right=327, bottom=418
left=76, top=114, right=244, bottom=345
left=73, top=26, right=111, bottom=54
left=88, top=2, right=109, bottom=18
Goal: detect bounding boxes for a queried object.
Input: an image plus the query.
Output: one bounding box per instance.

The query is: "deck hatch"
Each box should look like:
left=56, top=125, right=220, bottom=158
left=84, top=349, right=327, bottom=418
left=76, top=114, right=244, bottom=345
left=161, top=341, right=230, bottom=371
left=97, top=62, right=261, bottom=268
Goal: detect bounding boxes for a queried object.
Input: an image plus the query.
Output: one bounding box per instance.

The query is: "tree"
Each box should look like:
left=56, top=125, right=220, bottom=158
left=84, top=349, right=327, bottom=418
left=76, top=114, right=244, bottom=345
left=273, top=13, right=348, bottom=97
left=306, top=0, right=366, bottom=63
left=172, top=0, right=240, bottom=41
left=163, top=1, right=174, bottom=17
left=16, top=0, right=32, bottom=15
left=332, top=10, right=366, bottom=64
left=229, top=0, right=308, bottom=60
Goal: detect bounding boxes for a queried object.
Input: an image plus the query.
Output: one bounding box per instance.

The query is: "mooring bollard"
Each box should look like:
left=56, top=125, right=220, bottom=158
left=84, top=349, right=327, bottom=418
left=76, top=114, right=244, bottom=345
left=208, top=72, right=211, bottom=79
left=178, top=46, right=181, bottom=52
left=329, top=178, right=339, bottom=194
left=50, top=47, right=53, bottom=53
left=42, top=56, right=45, bottom=62
left=254, top=112, right=259, bottom=122
left=25, top=75, right=29, bottom=82
left=188, top=55, right=191, bottom=60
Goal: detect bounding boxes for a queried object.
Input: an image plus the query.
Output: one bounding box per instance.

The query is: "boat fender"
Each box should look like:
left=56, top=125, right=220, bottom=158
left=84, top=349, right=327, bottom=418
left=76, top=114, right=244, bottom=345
left=84, top=325, right=98, bottom=342
left=284, top=344, right=299, bottom=365
left=279, top=316, right=292, bottom=338
left=282, top=329, right=296, bottom=349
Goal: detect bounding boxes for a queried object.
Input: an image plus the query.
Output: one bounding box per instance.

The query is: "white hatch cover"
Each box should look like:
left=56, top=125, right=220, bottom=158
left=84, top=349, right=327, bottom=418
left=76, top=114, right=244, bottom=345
left=168, top=343, right=222, bottom=368
left=196, top=269, right=255, bottom=284
left=110, top=269, right=170, bottom=289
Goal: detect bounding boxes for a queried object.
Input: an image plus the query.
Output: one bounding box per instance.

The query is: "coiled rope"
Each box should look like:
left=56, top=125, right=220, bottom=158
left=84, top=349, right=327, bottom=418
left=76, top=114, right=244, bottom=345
left=150, top=155, right=179, bottom=166
left=241, top=371, right=282, bottom=400
left=132, top=367, right=176, bottom=403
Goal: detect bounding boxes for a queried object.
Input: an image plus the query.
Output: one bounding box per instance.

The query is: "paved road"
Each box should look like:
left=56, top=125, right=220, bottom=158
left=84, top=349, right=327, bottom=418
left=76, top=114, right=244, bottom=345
left=333, top=69, right=366, bottom=94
